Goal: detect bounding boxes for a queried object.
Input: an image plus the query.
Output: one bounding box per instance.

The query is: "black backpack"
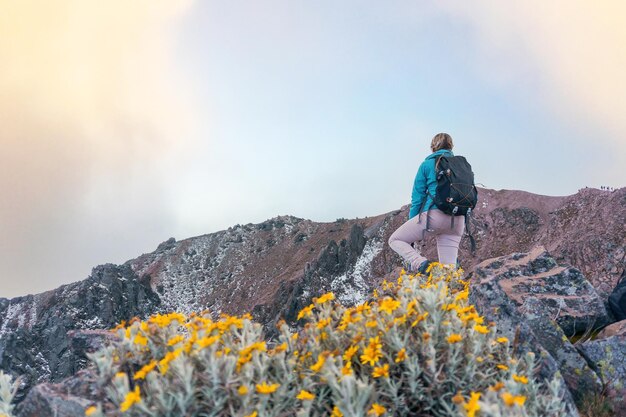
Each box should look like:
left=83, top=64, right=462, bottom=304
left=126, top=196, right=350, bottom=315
left=420, top=154, right=479, bottom=252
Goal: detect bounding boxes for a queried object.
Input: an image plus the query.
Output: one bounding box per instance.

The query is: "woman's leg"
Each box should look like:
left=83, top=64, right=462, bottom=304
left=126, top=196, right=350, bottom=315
left=431, top=212, right=465, bottom=266
left=388, top=213, right=429, bottom=270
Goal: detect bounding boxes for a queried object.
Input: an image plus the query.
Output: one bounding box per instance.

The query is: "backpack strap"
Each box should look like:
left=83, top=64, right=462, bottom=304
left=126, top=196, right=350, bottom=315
left=465, top=208, right=477, bottom=254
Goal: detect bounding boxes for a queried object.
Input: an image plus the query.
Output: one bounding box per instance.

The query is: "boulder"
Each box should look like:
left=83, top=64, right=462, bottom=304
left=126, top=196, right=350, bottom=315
left=15, top=370, right=102, bottom=417
left=596, top=320, right=626, bottom=339
left=469, top=247, right=609, bottom=410
left=471, top=246, right=610, bottom=336
left=578, top=334, right=626, bottom=416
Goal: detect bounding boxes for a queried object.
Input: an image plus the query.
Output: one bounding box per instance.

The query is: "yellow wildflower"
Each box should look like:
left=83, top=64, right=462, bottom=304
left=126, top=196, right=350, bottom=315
left=159, top=348, right=183, bottom=375
left=133, top=360, right=157, bottom=380
left=296, top=390, right=315, bottom=401
left=310, top=353, right=327, bottom=373
left=331, top=406, right=344, bottom=417
left=496, top=337, right=509, bottom=344
left=368, top=403, right=386, bottom=416
left=297, top=304, right=315, bottom=320
left=474, top=325, right=490, bottom=334
left=463, top=392, right=481, bottom=417
left=379, top=297, right=401, bottom=314
left=422, top=332, right=431, bottom=341
left=314, top=292, right=335, bottom=304
left=341, top=361, right=353, bottom=376
left=501, top=392, right=526, bottom=407
left=244, top=412, right=257, bottom=417
left=167, top=335, right=185, bottom=346
left=85, top=406, right=97, bottom=416
left=512, top=374, right=529, bottom=384
left=497, top=364, right=509, bottom=371
left=115, top=372, right=126, bottom=379
left=452, top=392, right=464, bottom=404
left=316, top=317, right=332, bottom=329
left=120, top=385, right=141, bottom=412
left=366, top=320, right=378, bottom=328
left=395, top=348, right=407, bottom=363
left=489, top=381, right=505, bottom=392
left=447, top=334, right=463, bottom=344
left=372, top=363, right=390, bottom=378
left=256, top=382, right=280, bottom=395
left=454, top=290, right=469, bottom=302
left=238, top=385, right=249, bottom=395
left=133, top=333, right=148, bottom=346
left=343, top=345, right=359, bottom=362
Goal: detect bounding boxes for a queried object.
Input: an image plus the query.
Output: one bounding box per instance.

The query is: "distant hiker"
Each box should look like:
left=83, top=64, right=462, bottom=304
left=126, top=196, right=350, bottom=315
left=388, top=133, right=478, bottom=274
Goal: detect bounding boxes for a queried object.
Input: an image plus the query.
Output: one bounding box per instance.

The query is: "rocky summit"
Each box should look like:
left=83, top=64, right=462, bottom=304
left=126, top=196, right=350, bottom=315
left=1, top=186, right=625, bottom=416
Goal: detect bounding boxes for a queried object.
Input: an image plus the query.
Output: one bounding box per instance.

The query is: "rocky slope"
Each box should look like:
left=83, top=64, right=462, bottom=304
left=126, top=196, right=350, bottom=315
left=1, top=186, right=624, bottom=406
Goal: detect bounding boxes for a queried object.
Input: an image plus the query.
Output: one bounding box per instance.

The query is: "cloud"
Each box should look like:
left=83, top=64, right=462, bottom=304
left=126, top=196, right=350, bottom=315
left=0, top=0, right=197, bottom=297
left=439, top=1, right=626, bottom=155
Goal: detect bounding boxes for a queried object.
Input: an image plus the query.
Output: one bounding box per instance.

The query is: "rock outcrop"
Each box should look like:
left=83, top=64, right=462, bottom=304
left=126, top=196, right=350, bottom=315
left=0, top=264, right=159, bottom=401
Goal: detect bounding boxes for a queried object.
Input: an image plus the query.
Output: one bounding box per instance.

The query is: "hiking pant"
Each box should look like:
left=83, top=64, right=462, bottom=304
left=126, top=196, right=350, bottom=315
left=388, top=209, right=465, bottom=270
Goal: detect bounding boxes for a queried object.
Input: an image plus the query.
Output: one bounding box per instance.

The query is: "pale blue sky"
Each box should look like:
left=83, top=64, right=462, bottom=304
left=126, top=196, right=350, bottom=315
left=0, top=1, right=624, bottom=297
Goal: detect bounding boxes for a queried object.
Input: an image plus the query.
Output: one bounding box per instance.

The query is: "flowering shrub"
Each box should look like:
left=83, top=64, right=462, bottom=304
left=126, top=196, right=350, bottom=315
left=86, top=265, right=569, bottom=416
left=0, top=370, right=18, bottom=417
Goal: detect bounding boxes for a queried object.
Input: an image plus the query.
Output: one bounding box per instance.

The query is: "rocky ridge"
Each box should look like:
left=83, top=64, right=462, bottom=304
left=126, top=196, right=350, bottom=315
left=0, top=187, right=624, bottom=415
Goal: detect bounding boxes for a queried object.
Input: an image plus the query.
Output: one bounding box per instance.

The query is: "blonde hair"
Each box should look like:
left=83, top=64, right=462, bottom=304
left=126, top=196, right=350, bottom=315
left=430, top=133, right=453, bottom=152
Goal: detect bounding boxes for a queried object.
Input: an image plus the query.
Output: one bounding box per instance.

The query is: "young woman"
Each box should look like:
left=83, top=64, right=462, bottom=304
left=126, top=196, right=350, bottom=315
left=388, top=133, right=465, bottom=273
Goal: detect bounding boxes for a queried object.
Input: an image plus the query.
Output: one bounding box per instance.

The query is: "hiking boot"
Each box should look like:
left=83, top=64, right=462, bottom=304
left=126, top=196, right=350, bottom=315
left=417, top=260, right=433, bottom=275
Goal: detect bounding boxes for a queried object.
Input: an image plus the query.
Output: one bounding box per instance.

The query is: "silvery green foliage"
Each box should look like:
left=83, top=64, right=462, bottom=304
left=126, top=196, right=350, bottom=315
left=0, top=371, right=18, bottom=417
left=85, top=266, right=570, bottom=417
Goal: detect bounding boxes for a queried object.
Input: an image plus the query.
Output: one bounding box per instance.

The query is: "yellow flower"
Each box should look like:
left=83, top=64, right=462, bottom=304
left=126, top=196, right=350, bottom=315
left=447, top=334, right=463, bottom=344
left=473, top=325, right=489, bottom=334
left=120, top=385, right=141, bottom=412
left=314, top=292, right=335, bottom=304
left=115, top=372, right=126, bottom=379
left=297, top=304, right=315, bottom=320
left=411, top=312, right=429, bottom=327
left=244, top=412, right=258, bottom=417
left=463, top=392, right=481, bottom=417
left=497, top=364, right=509, bottom=371
left=372, top=363, right=389, bottom=378
left=489, top=381, right=505, bottom=392
left=343, top=345, right=359, bottom=362
left=422, top=332, right=431, bottom=341
left=167, top=335, right=185, bottom=346
left=256, top=382, right=280, bottom=395
left=133, top=333, right=148, bottom=346
left=316, top=317, right=332, bottom=329
left=368, top=403, right=386, bottom=416
left=159, top=348, right=183, bottom=375
left=379, top=297, right=401, bottom=314
left=501, top=392, right=526, bottom=407
left=512, top=374, right=529, bottom=384
left=331, top=406, right=344, bottom=417
left=452, top=392, right=464, bottom=404
left=85, top=406, right=98, bottom=416
left=238, top=385, right=249, bottom=395
left=366, top=320, right=378, bottom=328
left=296, top=390, right=315, bottom=401
left=310, top=353, right=327, bottom=373
left=360, top=337, right=383, bottom=366
left=133, top=360, right=157, bottom=380
left=395, top=348, right=407, bottom=363
left=454, top=290, right=469, bottom=302
left=341, top=361, right=353, bottom=376
left=196, top=335, right=220, bottom=349
left=496, top=337, right=509, bottom=344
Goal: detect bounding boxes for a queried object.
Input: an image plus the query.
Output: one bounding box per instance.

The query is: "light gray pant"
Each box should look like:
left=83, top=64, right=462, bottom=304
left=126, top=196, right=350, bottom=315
left=388, top=209, right=465, bottom=270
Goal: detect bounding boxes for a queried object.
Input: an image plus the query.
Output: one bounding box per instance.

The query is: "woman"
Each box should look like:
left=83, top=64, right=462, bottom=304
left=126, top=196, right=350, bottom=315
left=388, top=133, right=465, bottom=273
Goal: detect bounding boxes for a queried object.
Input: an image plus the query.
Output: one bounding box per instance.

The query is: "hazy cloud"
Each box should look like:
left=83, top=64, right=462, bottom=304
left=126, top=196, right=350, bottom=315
left=0, top=0, right=197, bottom=297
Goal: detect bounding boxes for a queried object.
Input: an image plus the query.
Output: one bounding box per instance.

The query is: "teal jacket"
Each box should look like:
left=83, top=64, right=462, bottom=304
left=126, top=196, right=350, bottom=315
left=409, top=149, right=454, bottom=219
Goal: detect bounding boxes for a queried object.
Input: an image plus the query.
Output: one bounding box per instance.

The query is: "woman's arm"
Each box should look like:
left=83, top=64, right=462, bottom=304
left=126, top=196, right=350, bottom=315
left=409, top=163, right=427, bottom=219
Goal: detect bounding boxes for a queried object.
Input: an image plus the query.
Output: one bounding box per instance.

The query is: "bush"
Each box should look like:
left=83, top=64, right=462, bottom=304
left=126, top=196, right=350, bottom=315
left=0, top=370, right=18, bottom=417
left=86, top=265, right=570, bottom=417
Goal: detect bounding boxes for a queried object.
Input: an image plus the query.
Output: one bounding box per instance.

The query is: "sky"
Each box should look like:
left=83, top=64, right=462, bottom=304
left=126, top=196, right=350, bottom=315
left=0, top=0, right=624, bottom=298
